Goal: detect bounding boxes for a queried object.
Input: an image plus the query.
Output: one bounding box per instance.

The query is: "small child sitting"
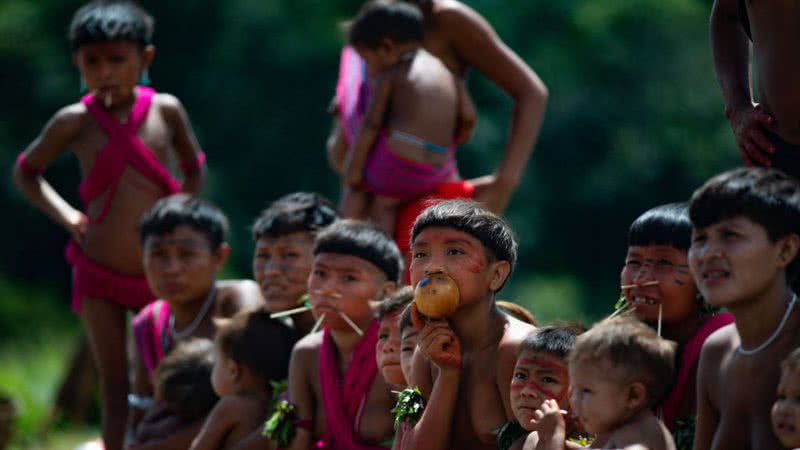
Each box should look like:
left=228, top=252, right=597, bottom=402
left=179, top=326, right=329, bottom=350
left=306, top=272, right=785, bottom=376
left=534, top=317, right=676, bottom=450
left=772, top=347, right=800, bottom=449
left=499, top=325, right=584, bottom=450
left=132, top=339, right=218, bottom=446
left=377, top=286, right=415, bottom=387
left=190, top=306, right=295, bottom=450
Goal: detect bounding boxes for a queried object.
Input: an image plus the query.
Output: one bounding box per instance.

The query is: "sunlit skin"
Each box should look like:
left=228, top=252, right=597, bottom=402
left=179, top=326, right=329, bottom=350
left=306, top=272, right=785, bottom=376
left=211, top=346, right=238, bottom=398
left=377, top=312, right=406, bottom=386
left=568, top=359, right=636, bottom=436
left=252, top=232, right=314, bottom=312
left=772, top=367, right=800, bottom=448
left=510, top=351, right=569, bottom=431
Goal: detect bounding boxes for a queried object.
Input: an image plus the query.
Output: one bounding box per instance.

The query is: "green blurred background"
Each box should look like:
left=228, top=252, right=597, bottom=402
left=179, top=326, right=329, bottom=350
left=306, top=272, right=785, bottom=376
left=0, top=0, right=739, bottom=447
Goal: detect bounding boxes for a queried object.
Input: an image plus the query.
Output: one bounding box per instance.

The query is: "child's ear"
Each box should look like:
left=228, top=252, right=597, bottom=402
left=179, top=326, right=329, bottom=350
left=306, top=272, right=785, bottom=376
left=142, top=45, right=156, bottom=68
left=776, top=233, right=800, bottom=269
left=213, top=243, right=231, bottom=269
left=226, top=358, right=241, bottom=382
left=488, top=260, right=511, bottom=292
left=625, top=382, right=648, bottom=411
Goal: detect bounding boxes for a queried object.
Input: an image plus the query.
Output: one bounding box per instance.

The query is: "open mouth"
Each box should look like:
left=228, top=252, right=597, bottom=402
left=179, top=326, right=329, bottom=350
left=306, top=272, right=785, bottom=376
left=630, top=296, right=659, bottom=306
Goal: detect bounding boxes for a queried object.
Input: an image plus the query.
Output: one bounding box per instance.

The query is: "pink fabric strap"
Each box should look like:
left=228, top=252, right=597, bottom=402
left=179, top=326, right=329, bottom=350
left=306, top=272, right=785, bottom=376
left=179, top=151, right=206, bottom=173
left=660, top=313, right=734, bottom=429
left=335, top=46, right=369, bottom=145
left=16, top=153, right=43, bottom=177
left=132, top=300, right=172, bottom=382
left=318, top=321, right=386, bottom=450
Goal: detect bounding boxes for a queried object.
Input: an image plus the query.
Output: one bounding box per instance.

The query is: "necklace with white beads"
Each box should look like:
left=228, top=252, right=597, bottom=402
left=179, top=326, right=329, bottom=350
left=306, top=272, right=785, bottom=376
left=737, top=293, right=797, bottom=356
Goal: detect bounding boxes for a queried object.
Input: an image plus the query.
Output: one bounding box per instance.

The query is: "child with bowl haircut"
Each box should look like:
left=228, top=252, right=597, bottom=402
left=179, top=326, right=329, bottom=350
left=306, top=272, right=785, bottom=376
left=286, top=220, right=402, bottom=450
left=401, top=200, right=534, bottom=450
left=772, top=347, right=800, bottom=449
left=690, top=168, right=800, bottom=450
left=190, top=307, right=296, bottom=450
left=534, top=317, right=676, bottom=450
left=376, top=286, right=415, bottom=387
left=499, top=325, right=585, bottom=450
left=11, top=2, right=205, bottom=447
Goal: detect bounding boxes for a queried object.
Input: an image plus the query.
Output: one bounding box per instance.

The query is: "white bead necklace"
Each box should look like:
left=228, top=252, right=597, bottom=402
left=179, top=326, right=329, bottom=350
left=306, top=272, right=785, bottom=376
left=170, top=285, right=217, bottom=341
left=737, top=293, right=797, bottom=356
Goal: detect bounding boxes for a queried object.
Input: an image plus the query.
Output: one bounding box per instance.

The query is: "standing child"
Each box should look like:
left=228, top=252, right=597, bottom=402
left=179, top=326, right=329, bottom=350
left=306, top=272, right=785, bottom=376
left=401, top=200, right=535, bottom=450
left=287, top=220, right=402, bottom=449
left=332, top=0, right=461, bottom=234
left=534, top=317, right=676, bottom=450
left=772, top=347, right=800, bottom=450
left=618, top=203, right=732, bottom=447
left=190, top=307, right=296, bottom=450
left=11, top=2, right=206, bottom=448
left=377, top=286, right=415, bottom=387
left=689, top=168, right=800, bottom=450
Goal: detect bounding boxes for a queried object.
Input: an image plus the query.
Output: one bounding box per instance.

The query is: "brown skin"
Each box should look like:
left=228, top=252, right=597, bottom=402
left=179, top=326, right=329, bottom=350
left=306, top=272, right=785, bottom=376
left=710, top=0, right=800, bottom=164
left=12, top=41, right=204, bottom=450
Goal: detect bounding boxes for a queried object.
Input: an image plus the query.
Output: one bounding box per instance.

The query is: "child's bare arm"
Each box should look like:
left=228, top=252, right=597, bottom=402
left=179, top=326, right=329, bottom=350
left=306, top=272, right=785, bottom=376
left=13, top=105, right=88, bottom=243
left=709, top=0, right=774, bottom=164
left=160, top=94, right=206, bottom=195
left=692, top=345, right=720, bottom=450
left=342, top=73, right=393, bottom=188
left=454, top=80, right=477, bottom=146
left=327, top=121, right=348, bottom=175
left=286, top=341, right=315, bottom=450
left=444, top=5, right=547, bottom=214
left=189, top=397, right=239, bottom=450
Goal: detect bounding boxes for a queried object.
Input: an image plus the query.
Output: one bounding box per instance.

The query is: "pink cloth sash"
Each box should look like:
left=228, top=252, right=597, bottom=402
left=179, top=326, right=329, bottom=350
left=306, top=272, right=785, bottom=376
left=319, top=321, right=386, bottom=450
left=335, top=46, right=369, bottom=146
left=132, top=300, right=172, bottom=383
left=660, top=313, right=734, bottom=429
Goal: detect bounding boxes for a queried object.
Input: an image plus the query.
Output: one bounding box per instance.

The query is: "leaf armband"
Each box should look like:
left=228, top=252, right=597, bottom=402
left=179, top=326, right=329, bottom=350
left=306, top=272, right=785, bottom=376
left=391, top=387, right=425, bottom=431
left=263, top=399, right=298, bottom=448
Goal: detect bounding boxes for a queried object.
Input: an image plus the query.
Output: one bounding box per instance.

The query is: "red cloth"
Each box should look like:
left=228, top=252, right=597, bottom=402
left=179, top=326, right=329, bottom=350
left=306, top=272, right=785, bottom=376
left=318, top=321, right=386, bottom=450
left=660, top=313, right=734, bottom=429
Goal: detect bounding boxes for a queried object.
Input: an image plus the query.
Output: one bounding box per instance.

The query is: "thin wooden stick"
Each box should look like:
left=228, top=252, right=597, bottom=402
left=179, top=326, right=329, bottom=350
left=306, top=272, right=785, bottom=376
left=620, top=280, right=660, bottom=289
left=608, top=304, right=628, bottom=319
left=270, top=305, right=312, bottom=319
left=311, top=289, right=343, bottom=299
left=339, top=311, right=364, bottom=336
left=310, top=313, right=326, bottom=334
left=657, top=304, right=663, bottom=337
left=105, top=93, right=112, bottom=108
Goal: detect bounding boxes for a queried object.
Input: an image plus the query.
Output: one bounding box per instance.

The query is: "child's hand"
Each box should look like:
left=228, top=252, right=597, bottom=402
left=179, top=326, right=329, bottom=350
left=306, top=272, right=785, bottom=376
left=412, top=303, right=462, bottom=370
left=66, top=210, right=89, bottom=246
left=728, top=103, right=776, bottom=167
left=532, top=399, right=566, bottom=445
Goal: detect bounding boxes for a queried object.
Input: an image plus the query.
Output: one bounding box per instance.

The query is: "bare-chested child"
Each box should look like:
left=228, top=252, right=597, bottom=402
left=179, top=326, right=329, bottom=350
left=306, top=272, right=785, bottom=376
left=286, top=220, right=402, bottom=449
left=535, top=317, right=676, bottom=450
left=772, top=347, right=800, bottom=450
left=377, top=286, right=415, bottom=388
left=190, top=307, right=295, bottom=450
left=129, top=195, right=263, bottom=450
left=11, top=2, right=206, bottom=448
left=688, top=168, right=800, bottom=450
left=331, top=0, right=461, bottom=235
left=711, top=0, right=800, bottom=175
left=399, top=200, right=535, bottom=450
left=499, top=325, right=584, bottom=450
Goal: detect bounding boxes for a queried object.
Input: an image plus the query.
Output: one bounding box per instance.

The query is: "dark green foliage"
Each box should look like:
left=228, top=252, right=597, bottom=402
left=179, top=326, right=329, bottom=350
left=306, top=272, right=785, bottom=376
left=391, top=387, right=424, bottom=431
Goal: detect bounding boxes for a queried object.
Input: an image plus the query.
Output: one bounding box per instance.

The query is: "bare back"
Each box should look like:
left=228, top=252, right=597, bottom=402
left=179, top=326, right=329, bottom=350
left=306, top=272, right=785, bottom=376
left=745, top=1, right=800, bottom=143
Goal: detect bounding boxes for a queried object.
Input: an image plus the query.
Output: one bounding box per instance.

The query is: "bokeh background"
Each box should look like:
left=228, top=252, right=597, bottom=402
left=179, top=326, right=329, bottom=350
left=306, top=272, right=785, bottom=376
left=0, top=0, right=739, bottom=447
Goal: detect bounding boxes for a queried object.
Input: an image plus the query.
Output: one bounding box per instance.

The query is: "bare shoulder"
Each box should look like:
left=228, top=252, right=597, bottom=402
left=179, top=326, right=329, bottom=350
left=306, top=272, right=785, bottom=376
left=500, top=315, right=535, bottom=354
left=293, top=331, right=323, bottom=356
left=610, top=413, right=675, bottom=450
left=47, top=102, right=90, bottom=136
left=152, top=92, right=187, bottom=124
left=700, top=323, right=737, bottom=365
left=433, top=0, right=492, bottom=32
left=216, top=280, right=265, bottom=316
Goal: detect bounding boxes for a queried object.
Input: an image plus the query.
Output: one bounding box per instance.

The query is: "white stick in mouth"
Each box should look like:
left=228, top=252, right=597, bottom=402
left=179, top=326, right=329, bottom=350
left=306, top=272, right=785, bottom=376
left=311, top=289, right=343, bottom=299
left=657, top=303, right=663, bottom=337
left=104, top=93, right=112, bottom=108
left=609, top=304, right=628, bottom=319
left=310, top=313, right=326, bottom=334
left=338, top=311, right=364, bottom=336
left=269, top=305, right=312, bottom=319
left=620, top=280, right=660, bottom=289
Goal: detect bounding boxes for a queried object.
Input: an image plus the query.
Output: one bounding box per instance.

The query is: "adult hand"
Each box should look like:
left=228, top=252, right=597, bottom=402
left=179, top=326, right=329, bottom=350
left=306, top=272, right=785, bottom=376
left=66, top=210, right=89, bottom=246
left=728, top=103, right=775, bottom=167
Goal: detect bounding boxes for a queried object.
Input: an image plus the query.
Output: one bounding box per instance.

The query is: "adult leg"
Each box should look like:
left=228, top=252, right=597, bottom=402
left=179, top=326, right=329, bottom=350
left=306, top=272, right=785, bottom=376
left=80, top=297, right=130, bottom=450
left=340, top=184, right=371, bottom=220
left=370, top=195, right=402, bottom=236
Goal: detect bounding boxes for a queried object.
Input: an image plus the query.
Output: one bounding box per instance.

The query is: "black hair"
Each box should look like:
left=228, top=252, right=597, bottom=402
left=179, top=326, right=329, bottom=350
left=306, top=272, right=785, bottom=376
left=252, top=192, right=338, bottom=240
left=139, top=194, right=229, bottom=249
left=377, top=286, right=414, bottom=319
left=518, top=323, right=586, bottom=358
left=155, top=338, right=218, bottom=421
left=689, top=168, right=800, bottom=281
left=314, top=219, right=403, bottom=283
left=411, top=200, right=518, bottom=289
left=347, top=0, right=424, bottom=49
left=215, top=306, right=297, bottom=385
left=69, top=0, right=154, bottom=51
left=628, top=203, right=691, bottom=251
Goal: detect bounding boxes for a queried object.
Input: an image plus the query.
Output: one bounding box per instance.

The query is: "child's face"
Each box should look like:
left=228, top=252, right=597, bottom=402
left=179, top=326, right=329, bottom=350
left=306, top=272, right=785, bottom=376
left=355, top=44, right=398, bottom=75
left=568, top=358, right=637, bottom=435
left=308, top=253, right=391, bottom=332
left=410, top=227, right=506, bottom=307
left=210, top=346, right=237, bottom=397
left=400, top=327, right=418, bottom=383
left=689, top=216, right=789, bottom=308
left=772, top=367, right=800, bottom=448
left=143, top=225, right=227, bottom=305
left=376, top=312, right=405, bottom=386
left=73, top=40, right=153, bottom=107
left=620, top=245, right=699, bottom=324
left=510, top=350, right=569, bottom=431
left=252, top=232, right=315, bottom=312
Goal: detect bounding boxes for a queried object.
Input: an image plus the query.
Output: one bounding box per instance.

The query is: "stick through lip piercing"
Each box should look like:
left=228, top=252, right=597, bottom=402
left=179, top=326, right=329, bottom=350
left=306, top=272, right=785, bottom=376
left=269, top=305, right=312, bottom=319
left=620, top=280, right=660, bottom=289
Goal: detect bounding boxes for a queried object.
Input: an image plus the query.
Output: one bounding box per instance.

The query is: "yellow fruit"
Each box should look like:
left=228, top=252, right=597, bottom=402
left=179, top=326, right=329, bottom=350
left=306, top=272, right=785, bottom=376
left=414, top=274, right=460, bottom=319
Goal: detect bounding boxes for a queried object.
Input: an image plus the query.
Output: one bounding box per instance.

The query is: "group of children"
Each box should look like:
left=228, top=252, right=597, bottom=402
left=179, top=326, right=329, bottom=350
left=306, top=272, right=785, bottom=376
left=10, top=1, right=800, bottom=450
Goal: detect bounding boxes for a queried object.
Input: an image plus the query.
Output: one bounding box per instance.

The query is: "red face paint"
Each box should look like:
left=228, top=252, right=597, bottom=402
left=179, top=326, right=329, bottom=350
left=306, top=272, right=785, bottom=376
left=513, top=357, right=569, bottom=402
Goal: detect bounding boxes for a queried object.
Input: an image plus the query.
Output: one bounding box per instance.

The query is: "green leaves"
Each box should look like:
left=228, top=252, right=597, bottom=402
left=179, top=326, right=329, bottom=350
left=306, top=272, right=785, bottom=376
left=391, top=387, right=425, bottom=431
left=262, top=399, right=297, bottom=449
